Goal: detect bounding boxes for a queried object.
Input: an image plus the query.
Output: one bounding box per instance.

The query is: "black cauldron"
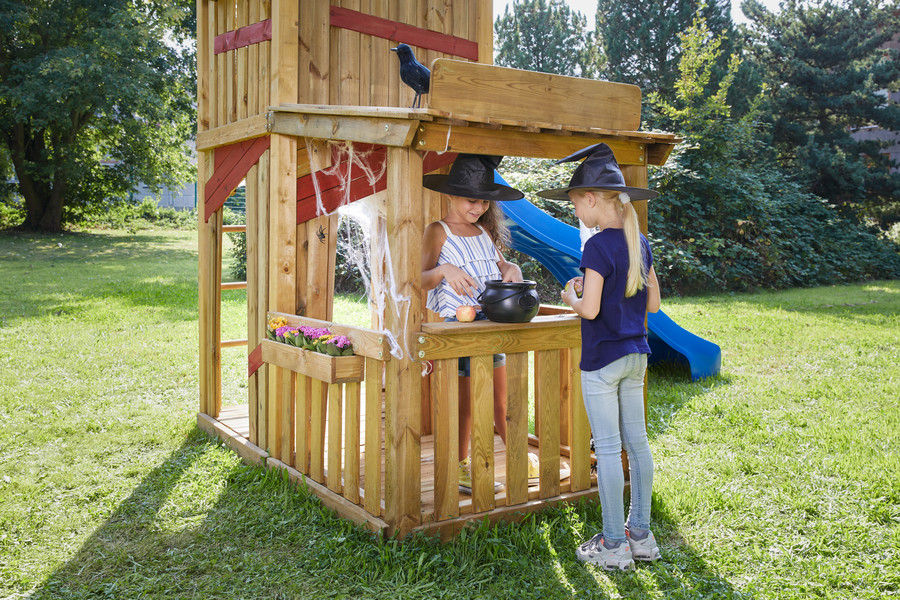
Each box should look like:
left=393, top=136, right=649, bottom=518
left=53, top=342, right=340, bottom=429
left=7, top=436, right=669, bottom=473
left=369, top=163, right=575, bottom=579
left=477, top=280, right=541, bottom=323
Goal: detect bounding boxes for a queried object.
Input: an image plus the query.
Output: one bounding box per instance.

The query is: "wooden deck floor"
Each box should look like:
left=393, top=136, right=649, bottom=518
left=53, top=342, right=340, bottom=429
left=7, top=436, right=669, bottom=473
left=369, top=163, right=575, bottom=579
left=216, top=403, right=589, bottom=523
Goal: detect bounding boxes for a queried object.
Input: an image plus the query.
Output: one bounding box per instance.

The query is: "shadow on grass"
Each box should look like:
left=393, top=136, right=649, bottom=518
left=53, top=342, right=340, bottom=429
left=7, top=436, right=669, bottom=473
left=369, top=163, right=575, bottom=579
left=0, top=230, right=199, bottom=326
left=25, top=423, right=750, bottom=599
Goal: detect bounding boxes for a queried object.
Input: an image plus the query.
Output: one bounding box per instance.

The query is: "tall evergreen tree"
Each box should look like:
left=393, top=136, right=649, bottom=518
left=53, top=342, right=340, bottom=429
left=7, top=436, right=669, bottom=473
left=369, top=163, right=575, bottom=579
left=494, top=0, right=600, bottom=77
left=595, top=0, right=733, bottom=104
left=743, top=0, right=900, bottom=209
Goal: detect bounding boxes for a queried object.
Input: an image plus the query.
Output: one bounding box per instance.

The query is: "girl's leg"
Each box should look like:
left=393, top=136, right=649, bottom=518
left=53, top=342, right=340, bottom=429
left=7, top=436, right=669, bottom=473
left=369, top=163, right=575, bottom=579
left=581, top=357, right=630, bottom=545
left=492, top=365, right=508, bottom=443
left=618, top=354, right=653, bottom=532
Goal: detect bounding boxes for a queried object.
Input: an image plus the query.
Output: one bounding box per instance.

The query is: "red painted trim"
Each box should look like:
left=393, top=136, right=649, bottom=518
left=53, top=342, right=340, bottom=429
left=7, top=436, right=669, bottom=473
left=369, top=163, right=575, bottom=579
left=296, top=145, right=387, bottom=200
left=422, top=151, right=457, bottom=174
left=329, top=6, right=479, bottom=62
left=214, top=19, right=273, bottom=54
left=297, top=173, right=388, bottom=225
left=205, top=136, right=270, bottom=222
left=248, top=343, right=264, bottom=377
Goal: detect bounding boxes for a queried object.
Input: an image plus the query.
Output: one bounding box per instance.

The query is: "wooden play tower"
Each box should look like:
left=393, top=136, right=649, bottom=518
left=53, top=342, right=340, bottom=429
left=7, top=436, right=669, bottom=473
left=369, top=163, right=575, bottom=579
left=195, top=0, right=677, bottom=539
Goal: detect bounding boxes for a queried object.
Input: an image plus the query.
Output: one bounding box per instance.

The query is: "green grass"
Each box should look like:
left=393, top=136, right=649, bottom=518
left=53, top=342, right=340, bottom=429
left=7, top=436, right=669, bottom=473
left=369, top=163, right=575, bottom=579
left=1, top=228, right=898, bottom=599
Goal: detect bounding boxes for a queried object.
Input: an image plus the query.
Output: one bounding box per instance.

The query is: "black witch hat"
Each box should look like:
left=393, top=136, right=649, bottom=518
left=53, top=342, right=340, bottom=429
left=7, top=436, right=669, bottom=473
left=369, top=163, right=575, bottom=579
left=423, top=154, right=524, bottom=201
left=536, top=143, right=659, bottom=201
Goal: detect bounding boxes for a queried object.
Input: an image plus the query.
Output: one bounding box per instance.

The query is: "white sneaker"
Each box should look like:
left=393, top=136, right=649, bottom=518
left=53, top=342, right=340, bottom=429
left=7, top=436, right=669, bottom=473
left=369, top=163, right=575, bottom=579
left=626, top=529, right=662, bottom=561
left=576, top=533, right=635, bottom=571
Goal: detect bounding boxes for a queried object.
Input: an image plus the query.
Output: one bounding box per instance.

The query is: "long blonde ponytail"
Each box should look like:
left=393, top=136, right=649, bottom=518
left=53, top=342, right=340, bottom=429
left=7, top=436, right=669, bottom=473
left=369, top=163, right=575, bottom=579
left=621, top=199, right=647, bottom=297
left=589, top=189, right=647, bottom=297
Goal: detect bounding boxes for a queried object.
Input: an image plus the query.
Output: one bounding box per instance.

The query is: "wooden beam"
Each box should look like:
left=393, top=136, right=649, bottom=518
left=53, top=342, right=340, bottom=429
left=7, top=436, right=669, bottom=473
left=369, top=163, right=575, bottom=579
left=413, top=123, right=650, bottom=163
left=382, top=146, right=424, bottom=537
left=269, top=111, right=421, bottom=147
left=417, top=319, right=581, bottom=360
left=196, top=114, right=269, bottom=151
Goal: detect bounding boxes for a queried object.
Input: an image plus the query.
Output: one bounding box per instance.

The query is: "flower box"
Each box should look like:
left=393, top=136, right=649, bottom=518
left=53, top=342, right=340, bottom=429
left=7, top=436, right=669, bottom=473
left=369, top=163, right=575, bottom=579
left=260, top=340, right=364, bottom=384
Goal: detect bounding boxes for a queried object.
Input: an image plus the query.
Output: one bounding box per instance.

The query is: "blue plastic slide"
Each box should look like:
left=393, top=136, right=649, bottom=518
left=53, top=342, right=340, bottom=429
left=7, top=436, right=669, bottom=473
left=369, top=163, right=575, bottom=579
left=494, top=173, right=721, bottom=380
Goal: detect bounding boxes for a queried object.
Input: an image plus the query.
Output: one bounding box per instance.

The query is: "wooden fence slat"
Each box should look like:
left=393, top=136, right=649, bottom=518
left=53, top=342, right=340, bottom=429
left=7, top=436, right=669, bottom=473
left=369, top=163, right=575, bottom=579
left=470, top=354, right=494, bottom=513
left=363, top=357, right=383, bottom=516
left=433, top=358, right=459, bottom=520
left=309, top=379, right=327, bottom=482
left=216, top=1, right=226, bottom=129
left=569, top=346, right=592, bottom=492
left=295, top=372, right=310, bottom=473
left=255, top=148, right=270, bottom=447
left=344, top=380, right=361, bottom=503
left=536, top=350, right=561, bottom=499
left=246, top=161, right=260, bottom=442
left=327, top=382, right=343, bottom=493
left=505, top=351, right=529, bottom=505
left=236, top=0, right=249, bottom=121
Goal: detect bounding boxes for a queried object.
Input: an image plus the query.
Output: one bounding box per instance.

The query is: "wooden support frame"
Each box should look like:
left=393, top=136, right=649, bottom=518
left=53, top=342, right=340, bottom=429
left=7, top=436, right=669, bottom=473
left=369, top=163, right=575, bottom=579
left=195, top=0, right=677, bottom=540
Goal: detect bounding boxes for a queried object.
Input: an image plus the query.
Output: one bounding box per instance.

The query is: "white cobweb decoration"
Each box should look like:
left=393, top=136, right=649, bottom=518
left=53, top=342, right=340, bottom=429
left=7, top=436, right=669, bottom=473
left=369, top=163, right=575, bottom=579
left=303, top=139, right=409, bottom=361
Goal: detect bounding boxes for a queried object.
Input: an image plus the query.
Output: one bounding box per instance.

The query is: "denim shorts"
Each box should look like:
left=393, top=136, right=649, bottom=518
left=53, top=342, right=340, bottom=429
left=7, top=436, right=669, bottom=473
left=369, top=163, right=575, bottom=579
left=446, top=313, right=506, bottom=377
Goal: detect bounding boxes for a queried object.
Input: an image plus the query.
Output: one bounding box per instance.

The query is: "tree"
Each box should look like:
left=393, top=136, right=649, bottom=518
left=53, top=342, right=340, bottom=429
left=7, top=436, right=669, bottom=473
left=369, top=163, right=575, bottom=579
left=0, top=1, right=196, bottom=232
left=743, top=0, right=900, bottom=210
left=648, top=18, right=900, bottom=294
left=494, top=0, right=600, bottom=77
left=595, top=0, right=733, bottom=107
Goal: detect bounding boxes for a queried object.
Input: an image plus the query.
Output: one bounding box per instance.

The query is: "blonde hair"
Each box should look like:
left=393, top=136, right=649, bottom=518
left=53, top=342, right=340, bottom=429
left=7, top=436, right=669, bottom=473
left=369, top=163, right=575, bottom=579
left=476, top=200, right=511, bottom=251
left=588, top=189, right=648, bottom=297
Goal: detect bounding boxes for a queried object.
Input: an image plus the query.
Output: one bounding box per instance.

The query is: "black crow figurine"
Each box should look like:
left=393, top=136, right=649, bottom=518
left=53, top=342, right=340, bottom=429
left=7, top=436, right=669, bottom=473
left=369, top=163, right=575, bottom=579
left=391, top=43, right=430, bottom=109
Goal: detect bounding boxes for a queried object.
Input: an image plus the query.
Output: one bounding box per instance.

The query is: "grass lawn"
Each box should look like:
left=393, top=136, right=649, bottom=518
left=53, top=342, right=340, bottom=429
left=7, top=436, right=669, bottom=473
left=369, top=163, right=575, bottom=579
left=0, top=228, right=898, bottom=599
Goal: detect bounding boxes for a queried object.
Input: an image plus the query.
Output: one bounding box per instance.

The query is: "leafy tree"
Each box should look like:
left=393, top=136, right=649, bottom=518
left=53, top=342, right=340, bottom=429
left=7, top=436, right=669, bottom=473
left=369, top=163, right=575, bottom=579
left=0, top=1, right=196, bottom=232
left=742, top=0, right=900, bottom=212
left=494, top=0, right=600, bottom=77
left=649, top=18, right=900, bottom=294
left=595, top=0, right=733, bottom=110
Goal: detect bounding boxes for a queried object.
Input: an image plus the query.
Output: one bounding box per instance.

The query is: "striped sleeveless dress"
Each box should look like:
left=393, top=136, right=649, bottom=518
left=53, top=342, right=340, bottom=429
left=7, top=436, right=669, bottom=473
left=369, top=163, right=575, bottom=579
left=426, top=221, right=502, bottom=318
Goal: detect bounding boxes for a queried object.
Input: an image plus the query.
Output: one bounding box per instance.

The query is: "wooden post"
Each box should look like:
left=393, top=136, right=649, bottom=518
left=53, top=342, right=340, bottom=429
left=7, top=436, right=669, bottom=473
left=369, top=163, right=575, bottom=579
left=382, top=146, right=424, bottom=536
left=264, top=0, right=298, bottom=460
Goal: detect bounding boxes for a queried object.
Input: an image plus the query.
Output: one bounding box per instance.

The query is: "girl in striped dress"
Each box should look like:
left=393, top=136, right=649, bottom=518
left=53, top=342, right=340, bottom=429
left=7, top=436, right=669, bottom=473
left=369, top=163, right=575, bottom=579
left=421, top=154, right=525, bottom=493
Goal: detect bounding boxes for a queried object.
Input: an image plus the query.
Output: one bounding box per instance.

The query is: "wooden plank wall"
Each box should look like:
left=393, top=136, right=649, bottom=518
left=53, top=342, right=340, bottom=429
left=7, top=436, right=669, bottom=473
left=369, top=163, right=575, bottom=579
left=299, top=0, right=493, bottom=109
left=199, top=0, right=494, bottom=533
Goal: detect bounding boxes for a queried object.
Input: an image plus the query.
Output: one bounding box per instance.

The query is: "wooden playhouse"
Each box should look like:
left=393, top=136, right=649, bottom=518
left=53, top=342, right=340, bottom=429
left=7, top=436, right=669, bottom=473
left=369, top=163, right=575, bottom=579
left=195, top=0, right=678, bottom=539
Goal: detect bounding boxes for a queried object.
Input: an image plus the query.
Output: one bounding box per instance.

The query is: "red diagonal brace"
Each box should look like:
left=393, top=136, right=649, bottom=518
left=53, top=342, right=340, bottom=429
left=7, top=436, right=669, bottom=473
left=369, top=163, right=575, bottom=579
left=204, top=136, right=271, bottom=222
left=248, top=343, right=264, bottom=377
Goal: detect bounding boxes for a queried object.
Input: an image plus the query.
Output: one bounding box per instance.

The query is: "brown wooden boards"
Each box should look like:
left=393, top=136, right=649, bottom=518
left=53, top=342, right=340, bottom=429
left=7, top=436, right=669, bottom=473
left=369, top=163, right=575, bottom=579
left=429, top=59, right=641, bottom=132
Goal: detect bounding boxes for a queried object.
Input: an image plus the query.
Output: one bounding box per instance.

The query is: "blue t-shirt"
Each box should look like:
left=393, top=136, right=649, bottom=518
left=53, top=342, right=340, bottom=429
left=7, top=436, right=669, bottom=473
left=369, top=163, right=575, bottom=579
left=579, top=229, right=653, bottom=371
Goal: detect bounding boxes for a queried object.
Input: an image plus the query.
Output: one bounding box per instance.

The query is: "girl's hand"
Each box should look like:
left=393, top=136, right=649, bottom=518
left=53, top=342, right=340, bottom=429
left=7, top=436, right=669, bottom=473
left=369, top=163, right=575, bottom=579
left=560, top=277, right=581, bottom=307
left=441, top=264, right=479, bottom=299
left=499, top=261, right=523, bottom=283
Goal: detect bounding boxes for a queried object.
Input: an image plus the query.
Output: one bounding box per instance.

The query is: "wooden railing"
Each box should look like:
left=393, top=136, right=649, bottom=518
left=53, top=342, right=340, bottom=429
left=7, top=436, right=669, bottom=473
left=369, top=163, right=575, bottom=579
left=416, top=312, right=594, bottom=524
left=258, top=311, right=595, bottom=530
left=262, top=312, right=389, bottom=517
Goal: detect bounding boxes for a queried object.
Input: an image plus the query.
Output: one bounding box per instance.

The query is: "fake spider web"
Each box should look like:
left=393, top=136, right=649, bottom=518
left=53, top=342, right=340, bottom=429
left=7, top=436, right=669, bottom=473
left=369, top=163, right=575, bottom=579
left=303, top=139, right=409, bottom=362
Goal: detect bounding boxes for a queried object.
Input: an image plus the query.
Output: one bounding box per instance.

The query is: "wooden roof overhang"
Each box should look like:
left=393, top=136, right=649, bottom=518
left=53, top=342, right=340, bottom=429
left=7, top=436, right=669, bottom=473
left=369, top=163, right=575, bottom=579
left=265, top=104, right=679, bottom=166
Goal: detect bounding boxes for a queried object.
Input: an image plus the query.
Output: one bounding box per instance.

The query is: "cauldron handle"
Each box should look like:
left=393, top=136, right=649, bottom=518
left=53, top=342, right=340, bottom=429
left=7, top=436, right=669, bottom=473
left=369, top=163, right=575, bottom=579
left=477, top=289, right=523, bottom=305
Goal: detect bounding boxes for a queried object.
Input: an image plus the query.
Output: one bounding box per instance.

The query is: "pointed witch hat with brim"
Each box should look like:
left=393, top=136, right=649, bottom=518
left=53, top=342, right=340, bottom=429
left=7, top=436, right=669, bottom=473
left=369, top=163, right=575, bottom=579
left=423, top=154, right=524, bottom=202
left=536, top=143, right=659, bottom=201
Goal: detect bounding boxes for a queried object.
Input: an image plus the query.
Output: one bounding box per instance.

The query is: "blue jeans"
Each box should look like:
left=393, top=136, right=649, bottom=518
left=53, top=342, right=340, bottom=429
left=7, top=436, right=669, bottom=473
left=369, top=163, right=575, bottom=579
left=581, top=353, right=653, bottom=544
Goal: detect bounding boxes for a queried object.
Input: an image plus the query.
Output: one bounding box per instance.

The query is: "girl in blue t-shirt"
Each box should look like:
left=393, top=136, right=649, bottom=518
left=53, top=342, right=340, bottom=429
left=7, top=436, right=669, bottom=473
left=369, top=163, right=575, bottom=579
left=541, top=143, right=662, bottom=572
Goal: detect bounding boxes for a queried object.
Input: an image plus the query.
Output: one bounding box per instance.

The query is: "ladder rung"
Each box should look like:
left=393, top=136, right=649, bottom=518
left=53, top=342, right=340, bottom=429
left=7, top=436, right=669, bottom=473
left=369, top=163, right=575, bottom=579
left=221, top=339, right=248, bottom=348
left=222, top=225, right=246, bottom=233
left=221, top=281, right=247, bottom=290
